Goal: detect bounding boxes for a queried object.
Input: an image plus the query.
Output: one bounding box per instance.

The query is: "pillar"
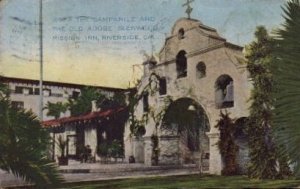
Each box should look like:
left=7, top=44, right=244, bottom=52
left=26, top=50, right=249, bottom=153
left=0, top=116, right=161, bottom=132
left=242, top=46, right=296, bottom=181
left=207, top=132, right=222, bottom=175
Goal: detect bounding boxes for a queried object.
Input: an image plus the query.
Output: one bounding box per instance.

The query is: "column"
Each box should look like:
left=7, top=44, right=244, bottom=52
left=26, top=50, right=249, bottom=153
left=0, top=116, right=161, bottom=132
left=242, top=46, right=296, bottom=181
left=207, top=132, right=222, bottom=175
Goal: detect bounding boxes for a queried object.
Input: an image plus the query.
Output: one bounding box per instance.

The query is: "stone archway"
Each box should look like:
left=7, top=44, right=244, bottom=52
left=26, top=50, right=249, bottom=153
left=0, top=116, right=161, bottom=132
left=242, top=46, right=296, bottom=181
left=159, top=98, right=210, bottom=169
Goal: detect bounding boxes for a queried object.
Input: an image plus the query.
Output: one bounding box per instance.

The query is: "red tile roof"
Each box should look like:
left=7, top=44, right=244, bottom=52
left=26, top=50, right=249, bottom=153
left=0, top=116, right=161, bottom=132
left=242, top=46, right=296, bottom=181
left=42, top=107, right=126, bottom=128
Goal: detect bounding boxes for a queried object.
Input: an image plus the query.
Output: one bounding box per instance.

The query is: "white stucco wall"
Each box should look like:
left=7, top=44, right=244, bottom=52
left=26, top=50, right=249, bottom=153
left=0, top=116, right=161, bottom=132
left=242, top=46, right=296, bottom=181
left=124, top=17, right=252, bottom=175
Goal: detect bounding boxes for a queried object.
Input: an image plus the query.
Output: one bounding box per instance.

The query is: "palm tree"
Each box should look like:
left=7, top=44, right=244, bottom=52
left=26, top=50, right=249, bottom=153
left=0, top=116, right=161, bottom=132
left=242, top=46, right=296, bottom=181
left=44, top=101, right=68, bottom=119
left=272, top=0, right=300, bottom=176
left=68, top=87, right=105, bottom=116
left=0, top=84, right=64, bottom=187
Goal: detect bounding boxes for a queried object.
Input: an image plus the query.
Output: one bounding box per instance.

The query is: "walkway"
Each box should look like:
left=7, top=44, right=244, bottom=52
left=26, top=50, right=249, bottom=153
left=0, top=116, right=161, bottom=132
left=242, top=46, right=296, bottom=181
left=0, top=160, right=203, bottom=188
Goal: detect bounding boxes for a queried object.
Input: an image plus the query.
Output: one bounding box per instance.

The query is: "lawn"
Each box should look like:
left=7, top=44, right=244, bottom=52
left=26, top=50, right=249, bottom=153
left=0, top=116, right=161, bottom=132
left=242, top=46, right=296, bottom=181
left=60, top=174, right=300, bottom=189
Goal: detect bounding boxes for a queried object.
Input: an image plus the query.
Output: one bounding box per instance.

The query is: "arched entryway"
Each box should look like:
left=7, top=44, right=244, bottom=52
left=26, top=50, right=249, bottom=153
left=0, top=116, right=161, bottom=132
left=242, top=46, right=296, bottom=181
left=160, top=98, right=210, bottom=170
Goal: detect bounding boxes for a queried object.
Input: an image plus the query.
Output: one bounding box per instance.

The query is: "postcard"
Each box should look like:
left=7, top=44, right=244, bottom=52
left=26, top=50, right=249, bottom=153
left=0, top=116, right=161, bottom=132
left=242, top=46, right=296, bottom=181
left=0, top=0, right=292, bottom=188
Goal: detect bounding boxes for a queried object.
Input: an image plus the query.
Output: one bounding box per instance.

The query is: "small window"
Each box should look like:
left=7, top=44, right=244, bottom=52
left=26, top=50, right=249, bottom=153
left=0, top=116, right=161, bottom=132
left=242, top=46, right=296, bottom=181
left=11, top=101, right=24, bottom=110
left=21, top=87, right=33, bottom=95
left=43, top=89, right=51, bottom=97
left=143, top=93, right=149, bottom=112
left=15, top=86, right=23, bottom=94
left=176, top=50, right=187, bottom=78
left=196, top=62, right=206, bottom=78
left=178, top=28, right=185, bottom=39
left=26, top=87, right=33, bottom=95
left=34, top=88, right=40, bottom=95
left=72, top=91, right=80, bottom=99
left=159, top=78, right=167, bottom=95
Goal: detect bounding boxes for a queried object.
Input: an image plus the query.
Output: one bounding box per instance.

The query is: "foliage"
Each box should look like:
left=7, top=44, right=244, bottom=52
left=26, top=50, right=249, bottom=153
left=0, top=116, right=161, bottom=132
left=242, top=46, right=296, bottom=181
left=97, top=141, right=109, bottom=157
left=44, top=101, right=68, bottom=119
left=127, top=78, right=153, bottom=137
left=68, top=87, right=105, bottom=116
left=215, top=111, right=238, bottom=175
left=271, top=0, right=300, bottom=177
left=56, top=135, right=67, bottom=158
left=97, top=140, right=123, bottom=157
left=68, top=87, right=126, bottom=116
left=100, top=92, right=126, bottom=111
left=108, top=140, right=123, bottom=157
left=127, top=74, right=171, bottom=166
left=0, top=84, right=64, bottom=187
left=0, top=82, right=10, bottom=98
left=245, top=26, right=291, bottom=179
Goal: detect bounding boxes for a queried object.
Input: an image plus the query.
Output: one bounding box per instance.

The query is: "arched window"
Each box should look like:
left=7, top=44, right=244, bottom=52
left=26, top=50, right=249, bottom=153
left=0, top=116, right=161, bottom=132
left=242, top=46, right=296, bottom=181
left=196, top=62, right=206, bottom=78
left=176, top=50, right=187, bottom=78
left=178, top=28, right=185, bottom=39
left=215, top=75, right=234, bottom=108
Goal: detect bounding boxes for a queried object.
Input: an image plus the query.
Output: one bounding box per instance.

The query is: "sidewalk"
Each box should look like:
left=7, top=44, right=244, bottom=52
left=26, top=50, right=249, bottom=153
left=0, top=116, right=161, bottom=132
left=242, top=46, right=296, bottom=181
left=0, top=160, right=203, bottom=188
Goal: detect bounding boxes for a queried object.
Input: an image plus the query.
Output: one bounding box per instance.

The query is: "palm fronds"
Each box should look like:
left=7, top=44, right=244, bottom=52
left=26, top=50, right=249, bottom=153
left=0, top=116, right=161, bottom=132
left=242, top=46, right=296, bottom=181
left=272, top=0, right=300, bottom=177
left=0, top=91, right=64, bottom=187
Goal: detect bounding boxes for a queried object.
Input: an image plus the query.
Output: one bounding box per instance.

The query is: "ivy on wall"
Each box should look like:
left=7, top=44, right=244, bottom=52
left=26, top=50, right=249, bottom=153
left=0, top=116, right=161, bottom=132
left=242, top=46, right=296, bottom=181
left=215, top=111, right=238, bottom=176
left=128, top=71, right=172, bottom=165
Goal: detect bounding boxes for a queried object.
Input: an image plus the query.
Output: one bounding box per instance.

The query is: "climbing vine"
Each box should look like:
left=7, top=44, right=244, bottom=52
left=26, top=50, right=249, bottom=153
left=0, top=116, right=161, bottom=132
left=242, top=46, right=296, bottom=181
left=128, top=72, right=171, bottom=136
left=215, top=111, right=238, bottom=176
left=128, top=72, right=172, bottom=165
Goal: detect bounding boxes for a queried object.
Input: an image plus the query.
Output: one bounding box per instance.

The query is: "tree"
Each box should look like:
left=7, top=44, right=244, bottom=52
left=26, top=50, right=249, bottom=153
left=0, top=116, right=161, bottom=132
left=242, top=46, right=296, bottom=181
left=100, top=92, right=126, bottom=111
left=272, top=0, right=300, bottom=177
left=44, top=101, right=68, bottom=119
left=215, top=111, right=238, bottom=176
left=245, top=26, right=279, bottom=179
left=68, top=87, right=105, bottom=116
left=0, top=84, right=64, bottom=187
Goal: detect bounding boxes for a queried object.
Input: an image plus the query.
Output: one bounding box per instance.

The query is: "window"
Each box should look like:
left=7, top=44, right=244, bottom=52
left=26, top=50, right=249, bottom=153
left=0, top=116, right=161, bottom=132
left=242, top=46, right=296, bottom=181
left=143, top=92, right=149, bottom=112
left=196, top=62, right=206, bottom=78
left=215, top=75, right=234, bottom=109
left=15, top=87, right=33, bottom=95
left=176, top=50, right=187, bottom=78
left=15, top=86, right=23, bottom=94
left=34, top=88, right=40, bottom=95
left=43, top=89, right=51, bottom=96
left=23, top=87, right=33, bottom=95
left=159, top=78, right=167, bottom=95
left=178, top=28, right=185, bottom=39
left=72, top=91, right=80, bottom=99
left=11, top=101, right=24, bottom=110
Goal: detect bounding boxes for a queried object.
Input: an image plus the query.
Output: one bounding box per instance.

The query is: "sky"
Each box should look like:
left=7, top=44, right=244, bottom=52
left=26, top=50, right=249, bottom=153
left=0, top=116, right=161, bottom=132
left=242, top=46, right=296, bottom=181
left=0, top=0, right=286, bottom=88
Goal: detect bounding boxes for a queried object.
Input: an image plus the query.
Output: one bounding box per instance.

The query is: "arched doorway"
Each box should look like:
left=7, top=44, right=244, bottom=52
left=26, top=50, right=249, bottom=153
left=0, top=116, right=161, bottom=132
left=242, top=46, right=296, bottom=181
left=161, top=98, right=210, bottom=169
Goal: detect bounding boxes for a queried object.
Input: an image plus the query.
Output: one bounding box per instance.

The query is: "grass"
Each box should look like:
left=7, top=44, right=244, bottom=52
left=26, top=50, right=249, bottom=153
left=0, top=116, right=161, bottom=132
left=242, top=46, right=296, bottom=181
left=59, top=174, right=300, bottom=189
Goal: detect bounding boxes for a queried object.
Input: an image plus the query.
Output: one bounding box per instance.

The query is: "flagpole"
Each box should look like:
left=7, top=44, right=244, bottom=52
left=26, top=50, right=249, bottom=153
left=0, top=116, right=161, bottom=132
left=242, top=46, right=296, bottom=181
left=39, top=0, right=43, bottom=120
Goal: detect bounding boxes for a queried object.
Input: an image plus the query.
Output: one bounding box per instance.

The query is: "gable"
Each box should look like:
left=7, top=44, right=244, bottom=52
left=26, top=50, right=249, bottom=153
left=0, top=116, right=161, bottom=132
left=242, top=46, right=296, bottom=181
left=159, top=18, right=228, bottom=63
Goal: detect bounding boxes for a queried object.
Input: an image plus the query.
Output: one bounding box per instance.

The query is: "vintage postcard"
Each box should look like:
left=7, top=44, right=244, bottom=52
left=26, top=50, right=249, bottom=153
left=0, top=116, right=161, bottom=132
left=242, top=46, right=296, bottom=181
left=1, top=0, right=297, bottom=188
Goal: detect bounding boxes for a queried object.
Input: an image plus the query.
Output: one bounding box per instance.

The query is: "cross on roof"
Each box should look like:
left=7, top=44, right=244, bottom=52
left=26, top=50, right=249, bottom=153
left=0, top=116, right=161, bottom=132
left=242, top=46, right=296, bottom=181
left=182, top=0, right=194, bottom=19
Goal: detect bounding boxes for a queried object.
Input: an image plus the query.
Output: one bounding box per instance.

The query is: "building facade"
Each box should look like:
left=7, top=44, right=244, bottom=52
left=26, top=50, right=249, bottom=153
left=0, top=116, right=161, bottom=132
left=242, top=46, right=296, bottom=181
left=124, top=17, right=251, bottom=175
left=0, top=76, right=122, bottom=120
left=0, top=76, right=129, bottom=162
